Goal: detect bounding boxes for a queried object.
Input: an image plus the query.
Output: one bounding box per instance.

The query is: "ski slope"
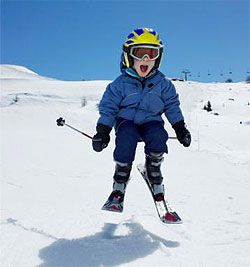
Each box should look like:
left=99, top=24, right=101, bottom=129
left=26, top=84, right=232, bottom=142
left=1, top=65, right=250, bottom=267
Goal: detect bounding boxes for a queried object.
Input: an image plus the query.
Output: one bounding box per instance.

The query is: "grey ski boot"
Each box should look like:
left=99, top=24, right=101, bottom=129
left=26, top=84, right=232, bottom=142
left=145, top=152, right=165, bottom=201
left=102, top=162, right=132, bottom=212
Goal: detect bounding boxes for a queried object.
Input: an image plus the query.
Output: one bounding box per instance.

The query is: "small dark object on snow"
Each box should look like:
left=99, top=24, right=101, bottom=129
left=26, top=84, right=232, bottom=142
left=203, top=101, right=212, bottom=112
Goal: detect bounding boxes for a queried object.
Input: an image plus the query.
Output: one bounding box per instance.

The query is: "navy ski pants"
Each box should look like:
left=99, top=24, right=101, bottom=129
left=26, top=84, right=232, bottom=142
left=113, top=118, right=168, bottom=163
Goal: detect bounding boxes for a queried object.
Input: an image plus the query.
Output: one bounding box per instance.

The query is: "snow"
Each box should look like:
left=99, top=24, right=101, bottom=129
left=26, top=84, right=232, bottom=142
left=1, top=64, right=250, bottom=266
left=0, top=65, right=56, bottom=81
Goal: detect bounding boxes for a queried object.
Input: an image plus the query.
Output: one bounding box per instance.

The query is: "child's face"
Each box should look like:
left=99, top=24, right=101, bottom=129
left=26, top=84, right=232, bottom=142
left=133, top=57, right=155, bottom=78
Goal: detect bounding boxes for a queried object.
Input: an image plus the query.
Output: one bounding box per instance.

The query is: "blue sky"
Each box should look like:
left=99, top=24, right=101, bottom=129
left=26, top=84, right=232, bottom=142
left=1, top=0, right=250, bottom=82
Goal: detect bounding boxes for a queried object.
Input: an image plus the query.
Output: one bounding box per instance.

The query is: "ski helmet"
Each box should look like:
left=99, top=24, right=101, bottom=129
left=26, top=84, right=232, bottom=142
left=122, top=28, right=164, bottom=69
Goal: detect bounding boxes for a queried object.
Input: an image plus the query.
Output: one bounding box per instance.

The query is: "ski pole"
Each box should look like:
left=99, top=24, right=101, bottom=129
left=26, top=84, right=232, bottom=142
left=56, top=117, right=177, bottom=140
left=56, top=117, right=93, bottom=139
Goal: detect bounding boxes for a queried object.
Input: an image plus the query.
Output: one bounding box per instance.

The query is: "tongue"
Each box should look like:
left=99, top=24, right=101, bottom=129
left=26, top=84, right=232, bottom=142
left=140, top=65, right=148, bottom=73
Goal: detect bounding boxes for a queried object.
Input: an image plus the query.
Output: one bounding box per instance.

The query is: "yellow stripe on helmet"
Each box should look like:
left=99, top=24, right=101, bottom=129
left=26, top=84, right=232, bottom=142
left=123, top=52, right=130, bottom=68
left=124, top=28, right=163, bottom=48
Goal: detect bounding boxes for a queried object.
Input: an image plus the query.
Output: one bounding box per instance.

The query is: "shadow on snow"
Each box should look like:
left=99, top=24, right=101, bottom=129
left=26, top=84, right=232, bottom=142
left=38, top=222, right=180, bottom=267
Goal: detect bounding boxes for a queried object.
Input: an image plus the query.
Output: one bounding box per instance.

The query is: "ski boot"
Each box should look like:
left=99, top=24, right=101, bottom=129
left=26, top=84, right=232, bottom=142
left=145, top=152, right=165, bottom=201
left=102, top=162, right=132, bottom=212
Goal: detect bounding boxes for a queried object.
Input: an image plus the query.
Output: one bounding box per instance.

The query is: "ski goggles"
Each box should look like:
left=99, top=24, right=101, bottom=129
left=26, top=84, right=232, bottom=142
left=130, top=45, right=160, bottom=60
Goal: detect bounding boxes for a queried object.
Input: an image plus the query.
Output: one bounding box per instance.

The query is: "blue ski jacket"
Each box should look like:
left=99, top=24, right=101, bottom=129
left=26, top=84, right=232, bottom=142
left=97, top=68, right=184, bottom=128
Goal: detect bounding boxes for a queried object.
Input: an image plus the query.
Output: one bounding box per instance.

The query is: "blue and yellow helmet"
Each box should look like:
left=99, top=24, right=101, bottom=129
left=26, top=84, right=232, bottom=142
left=122, top=28, right=164, bottom=69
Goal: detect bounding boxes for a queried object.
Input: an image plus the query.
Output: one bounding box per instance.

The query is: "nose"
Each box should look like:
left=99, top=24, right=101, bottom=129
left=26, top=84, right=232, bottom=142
left=142, top=55, right=150, bottom=61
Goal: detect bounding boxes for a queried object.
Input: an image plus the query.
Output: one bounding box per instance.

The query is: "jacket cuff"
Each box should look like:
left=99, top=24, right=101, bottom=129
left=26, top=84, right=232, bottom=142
left=172, top=120, right=185, bottom=131
left=96, top=124, right=112, bottom=134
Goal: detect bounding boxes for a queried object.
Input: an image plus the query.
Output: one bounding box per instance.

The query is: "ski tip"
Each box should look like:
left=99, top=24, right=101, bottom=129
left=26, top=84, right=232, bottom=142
left=101, top=205, right=123, bottom=213
left=161, top=212, right=183, bottom=224
left=161, top=219, right=183, bottom=225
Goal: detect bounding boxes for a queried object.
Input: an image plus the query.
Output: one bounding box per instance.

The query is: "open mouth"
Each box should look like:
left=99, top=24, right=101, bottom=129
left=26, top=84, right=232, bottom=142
left=140, top=65, right=148, bottom=73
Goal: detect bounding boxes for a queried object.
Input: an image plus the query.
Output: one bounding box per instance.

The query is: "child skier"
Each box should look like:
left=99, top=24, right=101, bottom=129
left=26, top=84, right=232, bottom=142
left=92, top=28, right=191, bottom=223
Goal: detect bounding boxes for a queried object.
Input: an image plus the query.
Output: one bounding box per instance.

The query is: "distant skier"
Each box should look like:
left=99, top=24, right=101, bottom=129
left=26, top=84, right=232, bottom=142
left=92, top=28, right=191, bottom=221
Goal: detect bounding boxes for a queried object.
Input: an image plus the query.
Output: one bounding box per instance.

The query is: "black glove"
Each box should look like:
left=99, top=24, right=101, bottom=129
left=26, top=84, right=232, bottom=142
left=92, top=124, right=112, bottom=152
left=173, top=120, right=191, bottom=147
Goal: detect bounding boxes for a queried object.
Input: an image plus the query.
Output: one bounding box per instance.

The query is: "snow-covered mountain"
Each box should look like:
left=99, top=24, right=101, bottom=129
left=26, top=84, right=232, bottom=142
left=0, top=64, right=56, bottom=80
left=1, top=64, right=250, bottom=267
